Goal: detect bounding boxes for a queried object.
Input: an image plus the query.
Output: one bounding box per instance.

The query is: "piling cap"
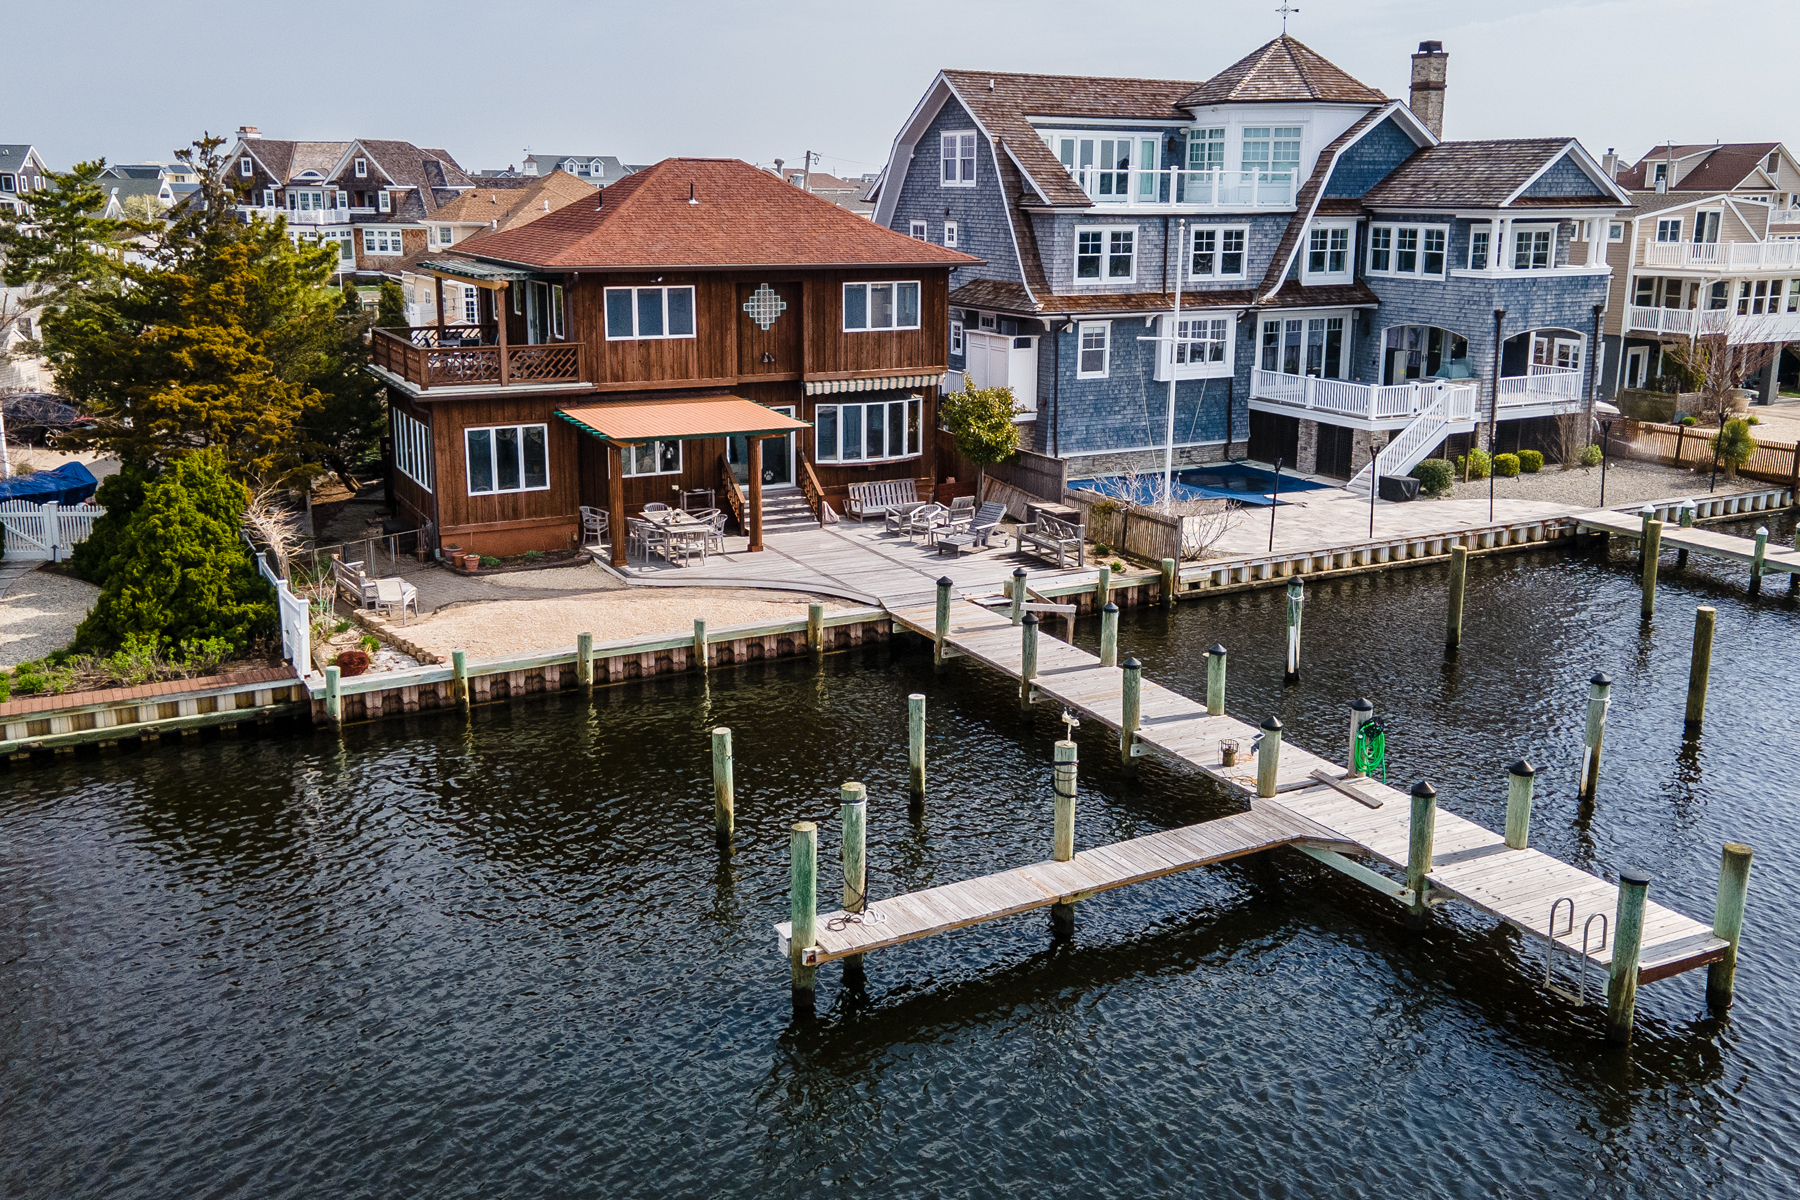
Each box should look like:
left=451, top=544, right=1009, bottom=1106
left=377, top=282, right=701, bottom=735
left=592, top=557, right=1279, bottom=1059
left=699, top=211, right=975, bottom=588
left=1351, top=698, right=1374, bottom=713
left=1508, top=759, right=1536, bottom=777
left=1122, top=656, right=1142, bottom=670
left=1618, top=867, right=1651, bottom=887
left=1756, top=526, right=1769, bottom=537
left=1639, top=504, right=1656, bottom=515
left=1102, top=601, right=1119, bottom=613
left=1260, top=715, right=1283, bottom=732
left=1590, top=671, right=1612, bottom=687
left=937, top=576, right=955, bottom=588
left=1013, top=566, right=1028, bottom=578
left=1411, top=779, right=1437, bottom=799
left=1208, top=643, right=1227, bottom=656
left=1022, top=612, right=1040, bottom=626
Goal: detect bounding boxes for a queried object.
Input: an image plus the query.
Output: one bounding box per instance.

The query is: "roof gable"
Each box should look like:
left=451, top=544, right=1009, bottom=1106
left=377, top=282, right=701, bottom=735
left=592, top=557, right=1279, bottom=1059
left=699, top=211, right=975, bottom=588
left=1620, top=143, right=1786, bottom=192
left=1178, top=35, right=1387, bottom=107
left=1363, top=139, right=1623, bottom=209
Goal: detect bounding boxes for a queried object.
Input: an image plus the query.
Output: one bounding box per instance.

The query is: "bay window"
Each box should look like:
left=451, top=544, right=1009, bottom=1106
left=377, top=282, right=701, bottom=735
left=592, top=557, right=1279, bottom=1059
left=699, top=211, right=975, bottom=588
left=1186, top=127, right=1226, bottom=173
left=1190, top=226, right=1246, bottom=279
left=604, top=285, right=697, bottom=339
left=465, top=424, right=549, bottom=496
left=813, top=396, right=923, bottom=463
left=842, top=281, right=921, bottom=331
left=620, top=440, right=682, bottom=477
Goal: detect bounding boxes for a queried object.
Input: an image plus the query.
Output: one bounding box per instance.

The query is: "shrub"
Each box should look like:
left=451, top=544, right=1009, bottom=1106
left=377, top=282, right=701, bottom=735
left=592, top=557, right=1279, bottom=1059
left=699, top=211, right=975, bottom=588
left=1711, top=418, right=1757, bottom=476
left=1518, top=450, right=1544, bottom=473
left=1093, top=543, right=1112, bottom=557
left=360, top=634, right=381, bottom=654
left=1411, top=458, right=1455, bottom=497
left=70, top=462, right=153, bottom=583
left=1747, top=415, right=1761, bottom=426
left=1110, top=559, right=1126, bottom=572
left=0, top=673, right=9, bottom=703
left=1456, top=448, right=1491, bottom=480
left=480, top=555, right=501, bottom=569
left=74, top=452, right=274, bottom=653
left=523, top=549, right=545, bottom=561
left=1679, top=415, right=1698, bottom=427
left=1493, top=453, right=1521, bottom=478
left=1579, top=443, right=1604, bottom=467
left=334, top=649, right=370, bottom=677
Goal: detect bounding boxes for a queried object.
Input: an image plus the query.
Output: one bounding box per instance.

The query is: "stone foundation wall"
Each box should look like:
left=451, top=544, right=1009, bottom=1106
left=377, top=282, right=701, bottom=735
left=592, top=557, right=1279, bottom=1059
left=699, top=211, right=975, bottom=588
left=1064, top=442, right=1228, bottom=479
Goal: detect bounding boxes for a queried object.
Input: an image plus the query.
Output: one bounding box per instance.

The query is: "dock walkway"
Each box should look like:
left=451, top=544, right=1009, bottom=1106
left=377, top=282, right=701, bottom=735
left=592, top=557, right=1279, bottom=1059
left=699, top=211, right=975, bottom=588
left=1573, top=506, right=1800, bottom=577
left=779, top=599, right=1727, bottom=990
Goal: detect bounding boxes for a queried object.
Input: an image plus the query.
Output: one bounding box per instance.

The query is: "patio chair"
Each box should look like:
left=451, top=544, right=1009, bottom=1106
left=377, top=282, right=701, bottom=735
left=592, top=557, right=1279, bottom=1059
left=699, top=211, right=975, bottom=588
left=902, top=503, right=949, bottom=543
left=579, top=505, right=609, bottom=550
left=933, top=502, right=1008, bottom=557
left=371, top=576, right=420, bottom=623
left=699, top=509, right=728, bottom=553
left=643, top=502, right=669, bottom=513
left=948, top=495, right=976, bottom=519
left=882, top=500, right=933, bottom=534
left=627, top=517, right=661, bottom=562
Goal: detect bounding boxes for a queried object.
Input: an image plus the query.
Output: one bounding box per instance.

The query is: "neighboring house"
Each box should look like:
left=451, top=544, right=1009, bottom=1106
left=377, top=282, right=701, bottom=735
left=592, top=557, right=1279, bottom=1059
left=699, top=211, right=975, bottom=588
left=0, top=144, right=51, bottom=216
left=0, top=302, right=52, bottom=391
left=870, top=37, right=1630, bottom=484
left=365, top=157, right=975, bottom=560
left=1599, top=188, right=1800, bottom=402
left=222, top=127, right=476, bottom=281
left=1612, top=143, right=1800, bottom=216
left=518, top=154, right=639, bottom=187
left=398, top=171, right=598, bottom=326
left=759, top=163, right=877, bottom=216
left=96, top=164, right=178, bottom=216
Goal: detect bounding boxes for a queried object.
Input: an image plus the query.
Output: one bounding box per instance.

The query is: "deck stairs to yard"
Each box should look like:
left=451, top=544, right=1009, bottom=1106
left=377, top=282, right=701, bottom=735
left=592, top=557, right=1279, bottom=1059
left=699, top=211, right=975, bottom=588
left=1346, top=388, right=1455, bottom=496
left=754, top=490, right=821, bottom=534
left=779, top=599, right=1729, bottom=996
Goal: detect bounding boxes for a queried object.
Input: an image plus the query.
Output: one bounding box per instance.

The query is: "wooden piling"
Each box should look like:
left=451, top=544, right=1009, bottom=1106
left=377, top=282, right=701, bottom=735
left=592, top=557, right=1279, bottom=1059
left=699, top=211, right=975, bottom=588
left=841, top=782, right=867, bottom=913
left=1347, top=698, right=1374, bottom=774
left=1578, top=672, right=1611, bottom=800
left=576, top=632, right=594, bottom=692
left=807, top=603, right=824, bottom=657
left=1205, top=644, right=1227, bottom=716
left=1677, top=501, right=1695, bottom=568
left=693, top=619, right=709, bottom=672
left=1160, top=558, right=1178, bottom=607
left=907, top=694, right=926, bottom=803
left=934, top=576, right=953, bottom=670
left=1638, top=504, right=1656, bottom=562
left=1750, top=526, right=1769, bottom=595
left=789, top=822, right=818, bottom=1011
left=1446, top=545, right=1468, bottom=651
left=1051, top=740, right=1078, bottom=937
left=1019, top=613, right=1040, bottom=713
left=1706, top=842, right=1754, bottom=1011
left=1605, top=869, right=1650, bottom=1043
left=1283, top=579, right=1304, bottom=685
left=1504, top=759, right=1536, bottom=850
left=1407, top=780, right=1437, bottom=927
left=1096, top=564, right=1111, bottom=611
left=1685, top=606, right=1716, bottom=732
left=452, top=650, right=469, bottom=711
left=1641, top=518, right=1663, bottom=619
left=1120, top=657, right=1142, bottom=771
left=712, top=727, right=734, bottom=844
left=1099, top=602, right=1119, bottom=667
left=1255, top=716, right=1282, bottom=798
left=324, top=666, right=342, bottom=724
left=1010, top=567, right=1027, bottom=626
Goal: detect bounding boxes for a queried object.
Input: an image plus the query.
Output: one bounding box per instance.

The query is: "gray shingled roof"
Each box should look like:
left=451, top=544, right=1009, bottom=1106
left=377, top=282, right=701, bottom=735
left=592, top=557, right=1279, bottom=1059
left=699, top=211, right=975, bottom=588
left=1178, top=36, right=1388, bottom=107
left=1361, top=139, right=1611, bottom=208
left=1617, top=143, right=1782, bottom=192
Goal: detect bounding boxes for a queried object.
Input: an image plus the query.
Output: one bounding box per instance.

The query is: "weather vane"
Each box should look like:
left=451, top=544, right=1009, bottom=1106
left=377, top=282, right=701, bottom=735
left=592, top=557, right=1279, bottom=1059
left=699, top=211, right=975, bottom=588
left=1277, top=1, right=1298, bottom=32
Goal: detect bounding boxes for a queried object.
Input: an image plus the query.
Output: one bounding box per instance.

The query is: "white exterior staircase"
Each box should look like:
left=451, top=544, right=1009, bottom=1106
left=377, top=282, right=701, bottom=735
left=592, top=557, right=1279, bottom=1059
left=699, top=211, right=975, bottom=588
left=1346, top=384, right=1459, bottom=496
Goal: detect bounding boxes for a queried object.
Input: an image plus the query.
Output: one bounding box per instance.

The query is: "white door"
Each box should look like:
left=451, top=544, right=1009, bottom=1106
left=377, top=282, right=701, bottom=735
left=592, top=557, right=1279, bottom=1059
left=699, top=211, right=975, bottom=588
left=1007, top=336, right=1039, bottom=417
left=966, top=332, right=1010, bottom=390
left=1625, top=347, right=1647, bottom=389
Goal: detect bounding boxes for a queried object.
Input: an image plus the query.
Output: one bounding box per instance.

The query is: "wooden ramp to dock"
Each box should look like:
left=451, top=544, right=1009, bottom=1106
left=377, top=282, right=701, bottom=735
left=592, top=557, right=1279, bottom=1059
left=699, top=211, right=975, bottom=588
left=1573, top=508, right=1800, bottom=577
left=810, top=599, right=1729, bottom=986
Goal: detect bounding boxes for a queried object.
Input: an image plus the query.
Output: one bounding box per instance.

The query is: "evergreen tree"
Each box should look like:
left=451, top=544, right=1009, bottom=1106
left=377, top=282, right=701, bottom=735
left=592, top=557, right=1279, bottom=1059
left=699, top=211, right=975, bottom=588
left=76, top=451, right=273, bottom=652
left=376, top=280, right=406, bottom=329
left=68, top=462, right=154, bottom=583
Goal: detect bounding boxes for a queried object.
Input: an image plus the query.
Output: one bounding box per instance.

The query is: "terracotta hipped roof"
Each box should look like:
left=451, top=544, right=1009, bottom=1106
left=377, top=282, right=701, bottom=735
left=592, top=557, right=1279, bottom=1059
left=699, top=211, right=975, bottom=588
left=1178, top=36, right=1388, bottom=107
left=459, top=158, right=981, bottom=270
left=556, top=395, right=811, bottom=442
left=1361, top=139, right=1611, bottom=208
left=939, top=69, right=1200, bottom=209
left=1617, top=143, right=1782, bottom=191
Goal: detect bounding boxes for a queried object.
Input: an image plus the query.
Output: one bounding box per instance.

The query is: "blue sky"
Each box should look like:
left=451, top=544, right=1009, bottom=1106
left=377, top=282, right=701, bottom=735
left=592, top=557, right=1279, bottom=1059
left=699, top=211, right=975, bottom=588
left=19, top=0, right=1799, bottom=177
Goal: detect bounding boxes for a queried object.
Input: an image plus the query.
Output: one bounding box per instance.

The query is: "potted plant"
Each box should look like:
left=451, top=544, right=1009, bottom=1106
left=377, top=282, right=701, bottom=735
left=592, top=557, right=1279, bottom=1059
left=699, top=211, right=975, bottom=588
left=463, top=553, right=481, bottom=572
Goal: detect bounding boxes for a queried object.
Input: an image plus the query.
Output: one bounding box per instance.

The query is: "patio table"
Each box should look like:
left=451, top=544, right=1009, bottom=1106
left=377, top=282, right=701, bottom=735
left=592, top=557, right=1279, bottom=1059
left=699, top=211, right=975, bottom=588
left=642, top=509, right=711, bottom=566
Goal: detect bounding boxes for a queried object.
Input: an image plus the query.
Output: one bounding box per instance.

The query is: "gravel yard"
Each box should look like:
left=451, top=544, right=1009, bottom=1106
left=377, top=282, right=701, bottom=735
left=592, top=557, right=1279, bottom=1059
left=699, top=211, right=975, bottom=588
left=399, top=587, right=853, bottom=660
left=0, top=566, right=99, bottom=668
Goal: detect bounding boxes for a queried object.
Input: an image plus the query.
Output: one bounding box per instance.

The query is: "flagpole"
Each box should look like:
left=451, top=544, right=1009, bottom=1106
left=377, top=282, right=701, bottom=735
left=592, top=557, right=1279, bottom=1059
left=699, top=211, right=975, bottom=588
left=1163, top=217, right=1186, bottom=514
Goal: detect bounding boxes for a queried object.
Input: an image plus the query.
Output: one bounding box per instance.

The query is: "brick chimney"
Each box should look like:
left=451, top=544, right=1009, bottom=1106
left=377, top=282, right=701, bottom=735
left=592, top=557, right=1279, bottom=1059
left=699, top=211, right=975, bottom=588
left=236, top=125, right=262, bottom=140
left=1409, top=41, right=1447, bottom=139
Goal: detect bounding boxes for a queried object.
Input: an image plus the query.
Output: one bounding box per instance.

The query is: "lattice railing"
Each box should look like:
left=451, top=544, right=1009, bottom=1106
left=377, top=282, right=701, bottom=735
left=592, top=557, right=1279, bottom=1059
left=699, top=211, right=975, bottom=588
left=510, top=343, right=582, bottom=382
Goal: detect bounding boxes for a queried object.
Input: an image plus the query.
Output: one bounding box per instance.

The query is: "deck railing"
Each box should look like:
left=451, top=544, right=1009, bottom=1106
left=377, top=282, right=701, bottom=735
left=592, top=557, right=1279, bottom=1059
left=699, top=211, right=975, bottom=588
left=798, top=456, right=825, bottom=521
left=1068, top=166, right=1295, bottom=210
left=1497, top=364, right=1585, bottom=409
left=1626, top=305, right=1800, bottom=343
left=1250, top=369, right=1477, bottom=424
left=718, top=454, right=746, bottom=531
left=1642, top=240, right=1800, bottom=270
left=370, top=327, right=588, bottom=390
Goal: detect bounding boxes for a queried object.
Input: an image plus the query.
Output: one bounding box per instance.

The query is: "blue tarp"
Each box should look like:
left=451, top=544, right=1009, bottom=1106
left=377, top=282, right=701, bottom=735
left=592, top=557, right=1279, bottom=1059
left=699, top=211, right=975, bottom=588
left=0, top=461, right=100, bottom=505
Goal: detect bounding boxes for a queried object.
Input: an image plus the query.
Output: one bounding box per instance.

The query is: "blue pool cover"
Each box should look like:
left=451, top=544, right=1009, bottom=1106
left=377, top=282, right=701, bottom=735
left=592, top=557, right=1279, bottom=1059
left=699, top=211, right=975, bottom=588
left=1069, top=463, right=1335, bottom=508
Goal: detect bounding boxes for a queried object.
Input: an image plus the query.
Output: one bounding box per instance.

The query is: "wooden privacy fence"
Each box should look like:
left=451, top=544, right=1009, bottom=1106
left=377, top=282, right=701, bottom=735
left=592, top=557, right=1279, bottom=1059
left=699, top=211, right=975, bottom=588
left=1062, top=489, right=1184, bottom=563
left=1615, top=419, right=1800, bottom=487
left=935, top=429, right=1068, bottom=503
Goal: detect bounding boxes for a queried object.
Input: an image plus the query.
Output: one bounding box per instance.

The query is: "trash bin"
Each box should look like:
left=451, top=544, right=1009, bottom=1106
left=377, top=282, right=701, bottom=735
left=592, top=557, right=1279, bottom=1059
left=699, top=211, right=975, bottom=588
left=1377, top=475, right=1421, bottom=503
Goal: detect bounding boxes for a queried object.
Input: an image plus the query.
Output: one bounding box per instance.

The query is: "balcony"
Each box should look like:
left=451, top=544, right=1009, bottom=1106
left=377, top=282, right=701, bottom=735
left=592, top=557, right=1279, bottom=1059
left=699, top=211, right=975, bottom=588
left=1496, top=365, right=1586, bottom=416
left=370, top=326, right=590, bottom=392
left=1627, top=305, right=1800, bottom=344
left=1642, top=241, right=1800, bottom=270
left=1249, top=368, right=1478, bottom=429
left=235, top=205, right=349, bottom=227
left=1068, top=167, right=1295, bottom=211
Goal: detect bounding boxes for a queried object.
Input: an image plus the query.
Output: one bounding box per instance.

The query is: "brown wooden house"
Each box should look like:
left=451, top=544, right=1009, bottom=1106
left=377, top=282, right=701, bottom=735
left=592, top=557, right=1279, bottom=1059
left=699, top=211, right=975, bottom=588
left=368, top=157, right=979, bottom=565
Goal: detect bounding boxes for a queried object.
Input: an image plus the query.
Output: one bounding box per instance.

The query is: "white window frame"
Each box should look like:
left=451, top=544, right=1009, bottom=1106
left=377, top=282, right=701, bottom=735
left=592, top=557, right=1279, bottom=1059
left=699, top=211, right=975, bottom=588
left=1510, top=223, right=1556, bottom=270
left=361, top=226, right=403, bottom=255
left=1655, top=217, right=1682, bottom=243
left=1367, top=223, right=1450, bottom=278
left=262, top=188, right=275, bottom=208
left=941, top=131, right=977, bottom=187
left=1608, top=221, right=1625, bottom=241
left=378, top=189, right=392, bottom=213
left=392, top=407, right=433, bottom=492
left=620, top=440, right=683, bottom=478
left=464, top=423, right=550, bottom=496
left=943, top=220, right=958, bottom=248
left=1468, top=225, right=1491, bottom=271
left=1257, top=313, right=1351, bottom=379
left=1188, top=225, right=1248, bottom=281
left=238, top=156, right=253, bottom=177
left=1155, top=313, right=1234, bottom=381
left=354, top=158, right=368, bottom=178
left=462, top=285, right=479, bottom=325
left=550, top=285, right=565, bottom=339
left=1303, top=222, right=1352, bottom=281
left=435, top=225, right=454, bottom=246
left=842, top=281, right=922, bottom=331
left=950, top=319, right=964, bottom=356
left=909, top=219, right=928, bottom=240
left=322, top=228, right=354, bottom=264
left=1074, top=225, right=1137, bottom=285
left=603, top=285, right=697, bottom=340
left=813, top=396, right=924, bottom=464
left=1076, top=321, right=1111, bottom=379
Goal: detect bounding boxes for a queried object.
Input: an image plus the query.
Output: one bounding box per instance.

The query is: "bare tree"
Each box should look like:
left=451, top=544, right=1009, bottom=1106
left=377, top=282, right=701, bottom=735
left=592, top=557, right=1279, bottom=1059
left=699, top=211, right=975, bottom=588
left=241, top=485, right=306, bottom=579
left=1663, top=333, right=1780, bottom=429
left=1554, top=408, right=1590, bottom=469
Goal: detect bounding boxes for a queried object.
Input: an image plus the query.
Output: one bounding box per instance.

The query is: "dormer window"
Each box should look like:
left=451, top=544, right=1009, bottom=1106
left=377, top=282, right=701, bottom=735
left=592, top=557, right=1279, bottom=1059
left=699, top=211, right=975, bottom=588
left=378, top=190, right=391, bottom=213
left=1769, top=152, right=1780, bottom=173
left=1306, top=224, right=1351, bottom=279
left=354, top=158, right=368, bottom=177
left=238, top=157, right=253, bottom=177
left=1653, top=163, right=1669, bottom=185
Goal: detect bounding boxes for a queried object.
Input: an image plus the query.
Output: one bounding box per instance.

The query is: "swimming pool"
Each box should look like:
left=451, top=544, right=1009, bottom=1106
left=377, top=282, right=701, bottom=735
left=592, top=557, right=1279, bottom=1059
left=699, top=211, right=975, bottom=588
left=1069, top=462, right=1337, bottom=508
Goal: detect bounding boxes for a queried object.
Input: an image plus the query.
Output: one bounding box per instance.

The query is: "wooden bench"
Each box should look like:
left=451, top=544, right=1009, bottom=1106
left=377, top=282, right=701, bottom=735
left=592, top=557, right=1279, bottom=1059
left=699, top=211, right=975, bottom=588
left=845, top=479, right=921, bottom=522
left=1014, top=513, right=1086, bottom=568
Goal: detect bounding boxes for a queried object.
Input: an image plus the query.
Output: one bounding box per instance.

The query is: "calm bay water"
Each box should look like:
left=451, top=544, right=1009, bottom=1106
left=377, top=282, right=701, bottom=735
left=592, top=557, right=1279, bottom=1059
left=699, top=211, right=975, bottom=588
left=4, top=517, right=1798, bottom=1198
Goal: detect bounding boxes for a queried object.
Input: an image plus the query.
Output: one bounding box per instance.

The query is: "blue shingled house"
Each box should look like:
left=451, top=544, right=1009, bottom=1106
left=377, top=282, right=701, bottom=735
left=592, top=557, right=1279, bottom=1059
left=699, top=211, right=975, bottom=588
left=869, top=36, right=1632, bottom=488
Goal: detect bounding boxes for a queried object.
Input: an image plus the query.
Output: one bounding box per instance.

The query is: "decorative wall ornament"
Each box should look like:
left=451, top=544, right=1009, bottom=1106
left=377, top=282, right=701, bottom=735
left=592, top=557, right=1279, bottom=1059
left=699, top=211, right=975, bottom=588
left=742, top=283, right=788, bottom=331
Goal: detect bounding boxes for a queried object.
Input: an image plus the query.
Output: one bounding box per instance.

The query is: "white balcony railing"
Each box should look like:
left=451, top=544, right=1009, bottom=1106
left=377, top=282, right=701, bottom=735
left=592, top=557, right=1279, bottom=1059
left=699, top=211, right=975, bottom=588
left=1251, top=368, right=1478, bottom=424
left=1497, top=364, right=1584, bottom=410
left=1642, top=240, right=1800, bottom=270
left=235, top=205, right=349, bottom=227
left=1069, top=167, right=1295, bottom=210
left=1627, top=305, right=1800, bottom=343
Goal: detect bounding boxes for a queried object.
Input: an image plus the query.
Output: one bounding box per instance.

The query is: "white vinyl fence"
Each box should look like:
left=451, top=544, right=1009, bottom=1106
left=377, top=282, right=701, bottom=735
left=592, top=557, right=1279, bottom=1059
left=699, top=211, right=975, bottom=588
left=0, top=500, right=105, bottom=561
left=245, top=535, right=314, bottom=680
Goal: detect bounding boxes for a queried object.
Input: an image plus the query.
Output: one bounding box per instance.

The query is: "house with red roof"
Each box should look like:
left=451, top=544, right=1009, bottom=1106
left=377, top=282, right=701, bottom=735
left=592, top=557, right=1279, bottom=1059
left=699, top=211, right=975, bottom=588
left=367, top=157, right=977, bottom=562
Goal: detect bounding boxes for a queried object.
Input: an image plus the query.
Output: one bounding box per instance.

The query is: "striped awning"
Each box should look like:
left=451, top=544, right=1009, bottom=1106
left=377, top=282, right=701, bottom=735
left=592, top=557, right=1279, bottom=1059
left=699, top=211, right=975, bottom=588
left=804, top=372, right=946, bottom=396
left=556, top=395, right=810, bottom=443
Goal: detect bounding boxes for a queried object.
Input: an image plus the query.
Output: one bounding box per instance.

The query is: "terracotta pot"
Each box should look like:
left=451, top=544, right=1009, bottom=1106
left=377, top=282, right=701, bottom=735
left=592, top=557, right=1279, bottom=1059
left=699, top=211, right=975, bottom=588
left=464, top=554, right=481, bottom=572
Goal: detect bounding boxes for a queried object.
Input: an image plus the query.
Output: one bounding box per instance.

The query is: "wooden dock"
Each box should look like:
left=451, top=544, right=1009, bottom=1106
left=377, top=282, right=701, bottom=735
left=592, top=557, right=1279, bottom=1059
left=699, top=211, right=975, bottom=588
left=779, top=599, right=1728, bottom=995
left=1574, top=506, right=1800, bottom=577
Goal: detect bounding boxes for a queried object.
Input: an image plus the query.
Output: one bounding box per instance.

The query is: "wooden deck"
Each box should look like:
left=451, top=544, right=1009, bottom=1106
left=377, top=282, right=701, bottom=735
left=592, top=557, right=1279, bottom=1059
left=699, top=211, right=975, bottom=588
left=780, top=599, right=1728, bottom=985
left=1573, top=507, right=1800, bottom=576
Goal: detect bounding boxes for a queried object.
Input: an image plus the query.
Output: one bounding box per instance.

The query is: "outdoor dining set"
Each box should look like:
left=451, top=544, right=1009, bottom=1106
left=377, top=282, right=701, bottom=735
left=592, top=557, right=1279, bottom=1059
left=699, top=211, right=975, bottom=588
left=579, top=500, right=728, bottom=567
